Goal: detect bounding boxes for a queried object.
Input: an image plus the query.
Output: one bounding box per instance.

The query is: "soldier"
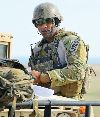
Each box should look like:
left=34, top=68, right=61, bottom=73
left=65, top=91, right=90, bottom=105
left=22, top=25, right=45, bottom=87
left=29, top=2, right=92, bottom=100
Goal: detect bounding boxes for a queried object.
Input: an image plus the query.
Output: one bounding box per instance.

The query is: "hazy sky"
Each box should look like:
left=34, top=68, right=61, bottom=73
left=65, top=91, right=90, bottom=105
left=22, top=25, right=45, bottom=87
left=0, top=0, right=100, bottom=59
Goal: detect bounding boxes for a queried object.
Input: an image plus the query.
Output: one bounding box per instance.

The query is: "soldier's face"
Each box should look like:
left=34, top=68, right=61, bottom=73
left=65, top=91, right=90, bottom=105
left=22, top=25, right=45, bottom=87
left=36, top=18, right=56, bottom=40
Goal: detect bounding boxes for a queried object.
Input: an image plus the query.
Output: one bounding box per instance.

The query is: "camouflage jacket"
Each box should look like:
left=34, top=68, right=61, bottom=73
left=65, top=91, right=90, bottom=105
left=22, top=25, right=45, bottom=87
left=29, top=28, right=92, bottom=98
left=0, top=67, right=33, bottom=104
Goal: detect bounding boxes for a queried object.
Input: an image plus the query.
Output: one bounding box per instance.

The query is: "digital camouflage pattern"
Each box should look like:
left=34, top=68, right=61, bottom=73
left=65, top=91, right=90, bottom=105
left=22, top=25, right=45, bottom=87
left=0, top=59, right=41, bottom=117
left=29, top=28, right=93, bottom=99
left=0, top=66, right=33, bottom=105
left=0, top=67, right=33, bottom=102
left=0, top=66, right=35, bottom=117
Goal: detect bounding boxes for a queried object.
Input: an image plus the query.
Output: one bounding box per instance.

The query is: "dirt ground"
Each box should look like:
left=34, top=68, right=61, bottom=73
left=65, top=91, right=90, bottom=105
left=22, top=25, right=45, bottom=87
left=84, top=64, right=100, bottom=117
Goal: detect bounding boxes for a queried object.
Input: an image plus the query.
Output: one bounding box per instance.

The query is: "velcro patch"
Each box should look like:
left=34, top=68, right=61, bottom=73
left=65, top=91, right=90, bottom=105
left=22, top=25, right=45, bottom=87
left=70, top=39, right=79, bottom=53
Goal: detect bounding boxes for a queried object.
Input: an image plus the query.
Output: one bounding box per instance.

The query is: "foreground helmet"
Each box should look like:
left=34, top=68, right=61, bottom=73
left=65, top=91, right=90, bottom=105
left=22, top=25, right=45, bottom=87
left=32, top=2, right=63, bottom=26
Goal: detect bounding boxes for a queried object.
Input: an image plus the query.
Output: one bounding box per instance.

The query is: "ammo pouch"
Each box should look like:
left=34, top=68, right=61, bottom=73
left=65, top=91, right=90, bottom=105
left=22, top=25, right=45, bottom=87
left=57, top=66, right=96, bottom=99
left=53, top=66, right=95, bottom=99
left=53, top=80, right=83, bottom=99
left=61, top=80, right=83, bottom=98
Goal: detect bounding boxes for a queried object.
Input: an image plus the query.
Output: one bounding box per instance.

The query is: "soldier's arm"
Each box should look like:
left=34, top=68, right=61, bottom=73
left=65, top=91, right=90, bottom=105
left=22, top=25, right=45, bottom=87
left=46, top=35, right=88, bottom=88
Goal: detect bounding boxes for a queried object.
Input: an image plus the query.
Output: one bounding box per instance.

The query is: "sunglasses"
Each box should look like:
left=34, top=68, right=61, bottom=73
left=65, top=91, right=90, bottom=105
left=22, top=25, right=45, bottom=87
left=34, top=18, right=54, bottom=26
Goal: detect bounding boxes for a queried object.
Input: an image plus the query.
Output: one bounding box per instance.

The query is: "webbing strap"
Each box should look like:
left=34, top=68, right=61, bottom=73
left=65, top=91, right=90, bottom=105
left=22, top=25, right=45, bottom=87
left=29, top=96, right=42, bottom=117
left=9, top=96, right=16, bottom=117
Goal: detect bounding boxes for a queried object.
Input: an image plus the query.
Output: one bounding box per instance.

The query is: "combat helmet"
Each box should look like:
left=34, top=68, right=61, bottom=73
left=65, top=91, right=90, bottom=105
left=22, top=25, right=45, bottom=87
left=32, top=2, right=63, bottom=26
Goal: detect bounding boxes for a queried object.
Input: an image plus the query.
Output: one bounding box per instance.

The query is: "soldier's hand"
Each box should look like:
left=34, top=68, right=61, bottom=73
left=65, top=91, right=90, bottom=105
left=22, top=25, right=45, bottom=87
left=40, top=73, right=51, bottom=83
left=31, top=70, right=41, bottom=83
left=31, top=70, right=51, bottom=84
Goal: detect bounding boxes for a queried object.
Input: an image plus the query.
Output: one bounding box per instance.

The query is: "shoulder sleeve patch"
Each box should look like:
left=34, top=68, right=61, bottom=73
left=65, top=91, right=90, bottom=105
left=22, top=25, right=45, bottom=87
left=69, top=39, right=80, bottom=53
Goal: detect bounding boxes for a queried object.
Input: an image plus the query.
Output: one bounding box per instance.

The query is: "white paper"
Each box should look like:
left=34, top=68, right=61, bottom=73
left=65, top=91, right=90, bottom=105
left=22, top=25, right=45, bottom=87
left=31, top=85, right=54, bottom=97
left=31, top=85, right=78, bottom=101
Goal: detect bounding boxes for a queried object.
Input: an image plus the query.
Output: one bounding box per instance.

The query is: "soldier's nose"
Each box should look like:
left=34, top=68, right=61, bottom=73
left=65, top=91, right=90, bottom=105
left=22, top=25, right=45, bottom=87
left=40, top=24, right=48, bottom=29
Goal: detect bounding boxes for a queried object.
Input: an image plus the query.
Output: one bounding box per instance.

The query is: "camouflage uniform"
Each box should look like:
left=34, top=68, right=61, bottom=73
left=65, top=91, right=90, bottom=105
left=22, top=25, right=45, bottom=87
left=29, top=29, right=92, bottom=99
left=0, top=59, right=33, bottom=106
left=0, top=67, right=33, bottom=103
left=0, top=59, right=42, bottom=117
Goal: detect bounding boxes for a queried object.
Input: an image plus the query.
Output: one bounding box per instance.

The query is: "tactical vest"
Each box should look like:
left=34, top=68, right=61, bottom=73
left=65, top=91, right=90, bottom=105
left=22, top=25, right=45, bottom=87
left=29, top=29, right=93, bottom=97
left=30, top=40, right=67, bottom=73
left=29, top=29, right=89, bottom=72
